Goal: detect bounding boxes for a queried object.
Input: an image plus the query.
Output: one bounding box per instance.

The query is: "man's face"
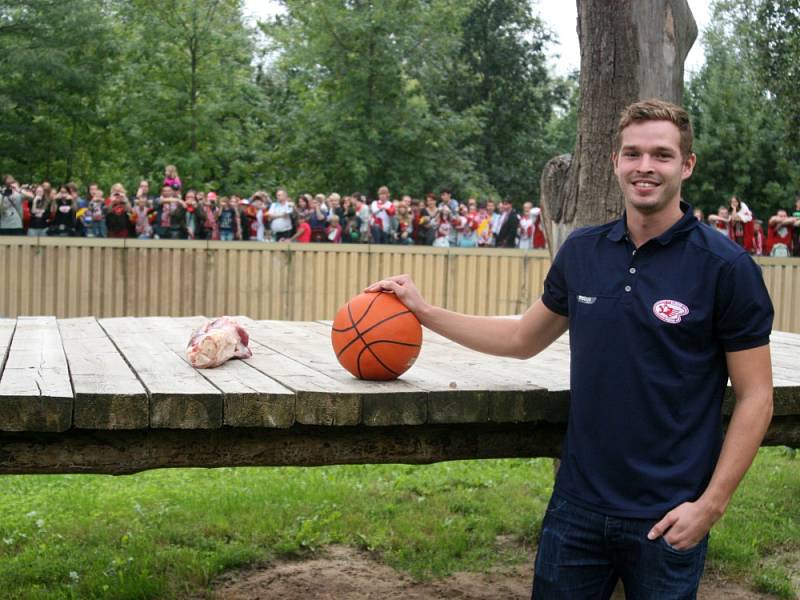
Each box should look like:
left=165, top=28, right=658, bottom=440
left=613, top=120, right=695, bottom=216
left=487, top=201, right=495, bottom=214
left=139, top=181, right=149, bottom=194
left=777, top=209, right=788, bottom=219
left=401, top=195, right=412, bottom=208
left=441, top=191, right=451, bottom=203
left=719, top=207, right=730, bottom=219
left=379, top=191, right=390, bottom=202
left=161, top=187, right=172, bottom=199
left=277, top=190, right=287, bottom=203
left=89, top=184, right=98, bottom=197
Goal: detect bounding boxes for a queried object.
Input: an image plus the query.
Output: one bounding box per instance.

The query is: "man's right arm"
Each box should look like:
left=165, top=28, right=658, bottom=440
left=364, top=274, right=568, bottom=359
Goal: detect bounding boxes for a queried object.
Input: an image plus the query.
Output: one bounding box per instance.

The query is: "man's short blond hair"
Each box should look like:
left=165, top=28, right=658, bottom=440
left=616, top=99, right=694, bottom=158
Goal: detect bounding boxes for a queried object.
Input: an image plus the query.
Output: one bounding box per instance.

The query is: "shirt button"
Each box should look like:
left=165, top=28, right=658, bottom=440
left=624, top=285, right=632, bottom=292
left=629, top=267, right=636, bottom=274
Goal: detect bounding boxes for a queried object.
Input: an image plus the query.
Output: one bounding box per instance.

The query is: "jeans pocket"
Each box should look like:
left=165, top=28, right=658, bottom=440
left=659, top=534, right=707, bottom=556
left=545, top=496, right=570, bottom=514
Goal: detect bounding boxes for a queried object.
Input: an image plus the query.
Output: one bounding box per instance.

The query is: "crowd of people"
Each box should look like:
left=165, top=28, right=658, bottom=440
left=0, top=166, right=548, bottom=249
left=3, top=166, right=799, bottom=255
left=698, top=194, right=800, bottom=257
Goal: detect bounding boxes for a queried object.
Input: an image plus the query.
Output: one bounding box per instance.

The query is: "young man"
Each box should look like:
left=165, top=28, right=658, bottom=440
left=494, top=198, right=520, bottom=248
left=366, top=99, right=774, bottom=599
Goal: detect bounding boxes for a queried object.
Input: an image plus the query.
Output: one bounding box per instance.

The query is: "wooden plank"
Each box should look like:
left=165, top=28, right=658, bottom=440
left=57, top=318, right=148, bottom=429
left=413, top=326, right=568, bottom=422
left=307, top=319, right=553, bottom=424
left=0, top=319, right=15, bottom=373
left=0, top=316, right=72, bottom=432
left=283, top=318, right=496, bottom=424
left=238, top=317, right=428, bottom=426
left=138, top=317, right=295, bottom=428
left=98, top=317, right=223, bottom=429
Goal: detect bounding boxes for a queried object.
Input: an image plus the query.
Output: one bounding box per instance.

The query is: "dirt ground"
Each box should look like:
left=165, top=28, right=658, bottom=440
left=191, top=544, right=777, bottom=600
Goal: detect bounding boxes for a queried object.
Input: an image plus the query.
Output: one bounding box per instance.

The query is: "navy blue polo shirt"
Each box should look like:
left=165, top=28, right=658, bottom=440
left=541, top=202, right=773, bottom=518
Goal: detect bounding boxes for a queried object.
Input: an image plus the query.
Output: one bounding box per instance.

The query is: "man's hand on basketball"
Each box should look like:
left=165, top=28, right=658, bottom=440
left=364, top=274, right=430, bottom=319
left=647, top=500, right=720, bottom=550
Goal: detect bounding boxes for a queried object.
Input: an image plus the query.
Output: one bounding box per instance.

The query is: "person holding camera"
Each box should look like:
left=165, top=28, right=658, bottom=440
left=1, top=175, right=29, bottom=236
left=155, top=185, right=186, bottom=239
left=106, top=190, right=134, bottom=239
left=27, top=185, right=52, bottom=237
left=47, top=185, right=79, bottom=237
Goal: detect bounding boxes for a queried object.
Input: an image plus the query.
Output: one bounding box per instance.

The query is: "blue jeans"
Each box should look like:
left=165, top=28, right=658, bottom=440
left=533, top=494, right=708, bottom=599
left=87, top=221, right=107, bottom=238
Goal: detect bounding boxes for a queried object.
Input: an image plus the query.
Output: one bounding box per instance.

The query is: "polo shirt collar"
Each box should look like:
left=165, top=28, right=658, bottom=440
left=607, top=200, right=697, bottom=245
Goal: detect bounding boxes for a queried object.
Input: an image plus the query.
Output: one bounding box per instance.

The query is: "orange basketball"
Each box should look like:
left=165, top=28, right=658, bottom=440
left=331, top=291, right=422, bottom=380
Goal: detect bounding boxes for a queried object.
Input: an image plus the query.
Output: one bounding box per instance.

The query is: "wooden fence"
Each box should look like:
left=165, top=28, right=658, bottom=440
left=0, top=237, right=797, bottom=332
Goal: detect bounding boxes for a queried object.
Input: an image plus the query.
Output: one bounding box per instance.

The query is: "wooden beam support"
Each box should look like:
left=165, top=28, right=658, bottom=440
left=0, top=416, right=797, bottom=476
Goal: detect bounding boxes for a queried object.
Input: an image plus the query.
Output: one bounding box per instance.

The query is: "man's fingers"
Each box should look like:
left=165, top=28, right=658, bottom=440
left=363, top=274, right=410, bottom=293
left=363, top=279, right=400, bottom=294
left=647, top=512, right=677, bottom=540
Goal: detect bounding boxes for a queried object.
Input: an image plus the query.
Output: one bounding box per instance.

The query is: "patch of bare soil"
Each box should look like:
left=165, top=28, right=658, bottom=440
left=192, top=545, right=777, bottom=600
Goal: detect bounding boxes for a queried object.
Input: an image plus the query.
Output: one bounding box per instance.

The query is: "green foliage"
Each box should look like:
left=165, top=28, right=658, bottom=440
left=684, top=0, right=800, bottom=219
left=752, top=0, right=800, bottom=163
left=257, top=0, right=490, bottom=198
left=0, top=0, right=119, bottom=183
left=440, top=0, right=564, bottom=202
left=106, top=0, right=266, bottom=191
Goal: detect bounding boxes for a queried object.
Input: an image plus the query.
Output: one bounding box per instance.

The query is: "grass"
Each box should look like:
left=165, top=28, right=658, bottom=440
left=0, top=448, right=796, bottom=599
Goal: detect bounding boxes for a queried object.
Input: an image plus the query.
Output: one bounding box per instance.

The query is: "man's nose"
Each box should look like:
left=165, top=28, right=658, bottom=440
left=637, top=154, right=654, bottom=172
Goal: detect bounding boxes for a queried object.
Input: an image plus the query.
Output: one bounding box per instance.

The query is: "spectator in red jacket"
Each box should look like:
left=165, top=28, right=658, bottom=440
left=766, top=208, right=795, bottom=256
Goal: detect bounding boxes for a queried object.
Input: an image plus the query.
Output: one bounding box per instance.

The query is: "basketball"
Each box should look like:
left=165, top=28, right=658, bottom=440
left=331, top=291, right=422, bottom=380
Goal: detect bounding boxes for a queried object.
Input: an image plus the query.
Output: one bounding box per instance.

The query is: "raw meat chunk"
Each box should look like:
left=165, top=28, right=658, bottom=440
left=187, top=317, right=252, bottom=368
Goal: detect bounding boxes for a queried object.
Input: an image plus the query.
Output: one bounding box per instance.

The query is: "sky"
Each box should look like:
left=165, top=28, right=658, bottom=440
left=243, top=0, right=712, bottom=77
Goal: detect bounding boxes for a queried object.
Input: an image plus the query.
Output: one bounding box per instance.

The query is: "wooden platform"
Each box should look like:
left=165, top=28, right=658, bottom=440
left=0, top=316, right=797, bottom=474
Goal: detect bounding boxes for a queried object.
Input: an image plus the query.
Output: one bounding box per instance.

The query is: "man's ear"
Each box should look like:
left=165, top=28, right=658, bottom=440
left=682, top=152, right=697, bottom=180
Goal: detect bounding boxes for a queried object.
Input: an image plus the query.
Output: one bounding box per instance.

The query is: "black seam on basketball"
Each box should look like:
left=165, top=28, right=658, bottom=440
left=332, top=293, right=383, bottom=332
left=363, top=340, right=420, bottom=348
left=356, top=341, right=400, bottom=377
left=336, top=308, right=414, bottom=359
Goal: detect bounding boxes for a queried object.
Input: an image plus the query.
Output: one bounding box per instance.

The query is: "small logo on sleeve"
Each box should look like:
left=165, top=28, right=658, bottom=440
left=653, top=299, right=689, bottom=324
left=577, top=295, right=597, bottom=304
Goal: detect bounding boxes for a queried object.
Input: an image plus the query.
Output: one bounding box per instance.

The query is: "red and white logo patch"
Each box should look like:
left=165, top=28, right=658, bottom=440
left=653, top=299, right=689, bottom=324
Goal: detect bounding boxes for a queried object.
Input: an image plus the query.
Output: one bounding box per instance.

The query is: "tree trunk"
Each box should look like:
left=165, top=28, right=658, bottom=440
left=540, top=0, right=697, bottom=256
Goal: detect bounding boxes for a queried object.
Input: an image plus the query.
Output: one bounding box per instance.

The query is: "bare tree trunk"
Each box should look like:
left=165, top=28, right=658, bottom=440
left=540, top=0, right=697, bottom=257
